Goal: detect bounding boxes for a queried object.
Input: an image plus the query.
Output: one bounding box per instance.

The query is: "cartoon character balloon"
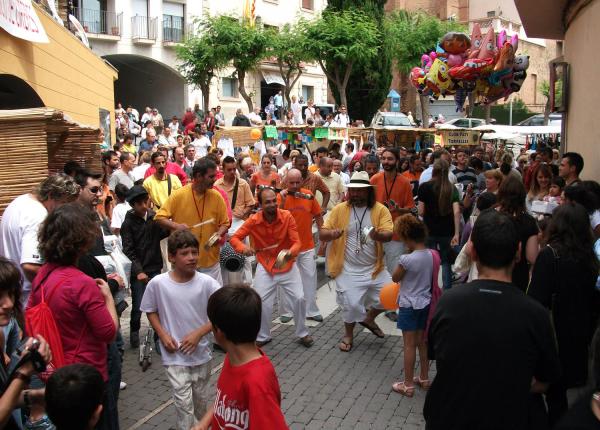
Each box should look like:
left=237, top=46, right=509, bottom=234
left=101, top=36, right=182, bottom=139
left=440, top=32, right=471, bottom=67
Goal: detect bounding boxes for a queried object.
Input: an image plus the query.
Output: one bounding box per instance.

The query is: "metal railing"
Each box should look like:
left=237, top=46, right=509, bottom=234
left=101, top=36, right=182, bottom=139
left=73, top=7, right=122, bottom=36
left=163, top=15, right=184, bottom=43
left=131, top=15, right=157, bottom=40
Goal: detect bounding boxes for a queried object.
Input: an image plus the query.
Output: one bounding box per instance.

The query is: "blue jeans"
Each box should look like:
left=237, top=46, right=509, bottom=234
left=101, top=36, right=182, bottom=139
left=426, top=236, right=453, bottom=290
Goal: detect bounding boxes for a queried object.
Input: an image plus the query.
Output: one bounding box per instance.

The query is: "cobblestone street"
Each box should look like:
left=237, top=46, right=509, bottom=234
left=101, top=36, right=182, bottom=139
left=117, top=268, right=433, bottom=429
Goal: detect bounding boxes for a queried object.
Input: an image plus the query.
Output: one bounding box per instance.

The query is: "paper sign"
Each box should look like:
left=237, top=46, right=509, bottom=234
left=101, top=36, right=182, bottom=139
left=314, top=128, right=329, bottom=139
left=265, top=126, right=278, bottom=139
left=0, top=0, right=49, bottom=43
left=328, top=128, right=348, bottom=141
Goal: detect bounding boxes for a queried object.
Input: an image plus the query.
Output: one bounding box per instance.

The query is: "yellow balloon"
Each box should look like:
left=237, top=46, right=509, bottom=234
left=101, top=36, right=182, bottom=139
left=379, top=282, right=400, bottom=311
left=250, top=128, right=262, bottom=140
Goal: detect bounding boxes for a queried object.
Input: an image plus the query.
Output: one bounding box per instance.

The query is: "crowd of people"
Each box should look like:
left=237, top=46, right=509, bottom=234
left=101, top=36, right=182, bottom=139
left=0, top=100, right=598, bottom=430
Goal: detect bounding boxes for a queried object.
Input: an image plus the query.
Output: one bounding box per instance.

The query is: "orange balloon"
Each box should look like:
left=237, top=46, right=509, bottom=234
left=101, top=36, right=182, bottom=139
left=379, top=282, right=400, bottom=310
left=250, top=128, right=262, bottom=140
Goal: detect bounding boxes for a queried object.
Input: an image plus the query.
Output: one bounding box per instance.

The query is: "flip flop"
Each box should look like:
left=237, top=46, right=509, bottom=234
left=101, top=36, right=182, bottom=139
left=413, top=377, right=431, bottom=390
left=359, top=321, right=385, bottom=338
left=392, top=381, right=415, bottom=397
left=338, top=338, right=353, bottom=352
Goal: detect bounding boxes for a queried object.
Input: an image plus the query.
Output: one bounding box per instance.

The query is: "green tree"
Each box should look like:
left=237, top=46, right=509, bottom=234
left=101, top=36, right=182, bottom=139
left=304, top=8, right=380, bottom=109
left=268, top=22, right=313, bottom=109
left=325, top=0, right=391, bottom=123
left=176, top=18, right=228, bottom=114
left=209, top=15, right=269, bottom=112
left=387, top=11, right=464, bottom=123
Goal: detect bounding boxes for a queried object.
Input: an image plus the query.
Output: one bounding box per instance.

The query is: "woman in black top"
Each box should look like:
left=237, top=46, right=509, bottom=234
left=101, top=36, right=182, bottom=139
left=529, top=203, right=600, bottom=426
left=495, top=176, right=539, bottom=291
left=417, top=159, right=461, bottom=290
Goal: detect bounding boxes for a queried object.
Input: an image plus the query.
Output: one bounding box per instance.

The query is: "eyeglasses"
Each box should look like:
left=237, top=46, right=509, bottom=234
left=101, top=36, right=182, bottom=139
left=87, top=186, right=101, bottom=194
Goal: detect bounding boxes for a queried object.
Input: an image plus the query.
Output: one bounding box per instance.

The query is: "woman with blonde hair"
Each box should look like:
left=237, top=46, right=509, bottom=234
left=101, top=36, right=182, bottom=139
left=483, top=169, right=503, bottom=194
left=417, top=159, right=461, bottom=289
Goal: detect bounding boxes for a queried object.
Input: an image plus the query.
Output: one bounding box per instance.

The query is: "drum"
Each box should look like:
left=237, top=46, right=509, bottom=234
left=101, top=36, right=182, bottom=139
left=219, top=242, right=246, bottom=272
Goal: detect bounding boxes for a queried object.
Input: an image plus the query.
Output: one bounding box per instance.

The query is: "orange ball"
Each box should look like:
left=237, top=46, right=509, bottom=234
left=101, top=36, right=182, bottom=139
left=250, top=128, right=262, bottom=140
left=379, top=282, right=400, bottom=310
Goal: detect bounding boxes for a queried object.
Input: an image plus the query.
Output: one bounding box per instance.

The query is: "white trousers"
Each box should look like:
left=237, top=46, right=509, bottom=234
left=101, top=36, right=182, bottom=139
left=335, top=269, right=392, bottom=323
left=197, top=262, right=223, bottom=286
left=383, top=240, right=406, bottom=275
left=254, top=264, right=309, bottom=342
left=282, top=249, right=320, bottom=318
left=222, top=217, right=253, bottom=286
left=164, top=363, right=210, bottom=430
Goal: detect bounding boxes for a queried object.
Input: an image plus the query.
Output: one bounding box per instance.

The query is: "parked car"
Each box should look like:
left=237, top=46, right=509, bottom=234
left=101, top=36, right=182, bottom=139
left=370, top=112, right=412, bottom=128
left=435, top=117, right=487, bottom=129
left=517, top=113, right=562, bottom=126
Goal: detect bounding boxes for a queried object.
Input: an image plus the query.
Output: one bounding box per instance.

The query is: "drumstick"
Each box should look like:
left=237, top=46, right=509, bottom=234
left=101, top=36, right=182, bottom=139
left=256, top=243, right=279, bottom=252
left=190, top=219, right=214, bottom=229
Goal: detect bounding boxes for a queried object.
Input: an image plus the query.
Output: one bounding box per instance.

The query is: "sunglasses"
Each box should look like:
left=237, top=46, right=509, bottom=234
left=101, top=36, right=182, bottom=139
left=87, top=186, right=101, bottom=194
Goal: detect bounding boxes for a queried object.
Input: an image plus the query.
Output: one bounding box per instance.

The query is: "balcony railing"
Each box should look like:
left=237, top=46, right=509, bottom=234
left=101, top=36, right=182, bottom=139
left=163, top=15, right=184, bottom=43
left=73, top=7, right=122, bottom=37
left=131, top=15, right=157, bottom=40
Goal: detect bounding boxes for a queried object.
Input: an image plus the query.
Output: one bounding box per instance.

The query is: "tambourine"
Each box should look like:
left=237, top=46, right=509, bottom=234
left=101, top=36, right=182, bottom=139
left=204, top=233, right=220, bottom=250
left=274, top=250, right=290, bottom=269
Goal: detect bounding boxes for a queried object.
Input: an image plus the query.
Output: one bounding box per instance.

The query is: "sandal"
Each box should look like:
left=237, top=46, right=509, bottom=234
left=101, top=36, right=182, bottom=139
left=413, top=377, right=431, bottom=390
left=392, top=381, right=415, bottom=397
left=338, top=338, right=353, bottom=352
left=359, top=321, right=385, bottom=338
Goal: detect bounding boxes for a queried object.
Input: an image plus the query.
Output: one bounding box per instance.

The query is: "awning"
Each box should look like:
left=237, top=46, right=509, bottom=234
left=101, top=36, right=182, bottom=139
left=262, top=71, right=285, bottom=86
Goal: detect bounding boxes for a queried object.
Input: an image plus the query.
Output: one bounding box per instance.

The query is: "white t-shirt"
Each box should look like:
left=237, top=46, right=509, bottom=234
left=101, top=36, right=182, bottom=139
left=0, top=194, right=47, bottom=302
left=591, top=210, right=600, bottom=230
left=333, top=113, right=350, bottom=128
left=343, top=207, right=377, bottom=276
left=132, top=163, right=150, bottom=182
left=140, top=271, right=220, bottom=366
left=418, top=166, right=457, bottom=185
left=110, top=202, right=131, bottom=230
left=193, top=136, right=212, bottom=159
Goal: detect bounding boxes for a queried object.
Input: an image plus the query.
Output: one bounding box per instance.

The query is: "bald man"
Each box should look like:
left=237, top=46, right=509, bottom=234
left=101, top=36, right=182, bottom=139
left=316, top=157, right=346, bottom=211
left=278, top=169, right=324, bottom=322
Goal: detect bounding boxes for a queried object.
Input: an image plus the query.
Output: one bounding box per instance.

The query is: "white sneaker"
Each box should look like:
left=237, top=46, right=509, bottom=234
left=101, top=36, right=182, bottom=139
left=120, top=381, right=127, bottom=390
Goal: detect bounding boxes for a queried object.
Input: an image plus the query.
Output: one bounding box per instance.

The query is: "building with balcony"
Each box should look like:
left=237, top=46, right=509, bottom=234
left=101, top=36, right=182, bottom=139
left=514, top=0, right=600, bottom=182
left=68, top=0, right=329, bottom=122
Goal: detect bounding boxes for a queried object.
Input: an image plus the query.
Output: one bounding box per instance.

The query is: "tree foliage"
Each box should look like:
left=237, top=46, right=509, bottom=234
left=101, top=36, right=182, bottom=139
left=176, top=18, right=228, bottom=114
left=208, top=16, right=269, bottom=112
left=325, top=0, right=391, bottom=123
left=304, top=8, right=380, bottom=108
left=268, top=22, right=313, bottom=108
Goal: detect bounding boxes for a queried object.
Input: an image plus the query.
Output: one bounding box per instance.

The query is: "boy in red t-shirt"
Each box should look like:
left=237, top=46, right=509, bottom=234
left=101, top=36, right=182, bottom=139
left=192, top=286, right=289, bottom=430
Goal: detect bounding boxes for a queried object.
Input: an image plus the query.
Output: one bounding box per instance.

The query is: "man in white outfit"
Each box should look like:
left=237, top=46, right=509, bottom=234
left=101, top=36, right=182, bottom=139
left=319, top=171, right=393, bottom=352
left=278, top=169, right=324, bottom=323
left=230, top=187, right=314, bottom=348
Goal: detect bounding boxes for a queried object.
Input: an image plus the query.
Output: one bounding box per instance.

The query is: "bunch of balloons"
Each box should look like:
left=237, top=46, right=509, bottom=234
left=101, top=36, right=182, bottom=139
left=410, top=24, right=530, bottom=112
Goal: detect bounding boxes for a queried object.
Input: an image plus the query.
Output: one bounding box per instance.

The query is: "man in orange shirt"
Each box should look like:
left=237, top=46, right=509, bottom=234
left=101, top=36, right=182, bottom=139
left=370, top=148, right=415, bottom=321
left=230, top=188, right=314, bottom=348
left=278, top=169, right=324, bottom=323
left=402, top=154, right=424, bottom=198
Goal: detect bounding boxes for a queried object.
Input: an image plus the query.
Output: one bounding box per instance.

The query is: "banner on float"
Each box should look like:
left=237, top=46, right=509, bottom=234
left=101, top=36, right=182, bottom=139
left=0, top=0, right=49, bottom=43
left=328, top=128, right=348, bottom=141
left=439, top=130, right=480, bottom=147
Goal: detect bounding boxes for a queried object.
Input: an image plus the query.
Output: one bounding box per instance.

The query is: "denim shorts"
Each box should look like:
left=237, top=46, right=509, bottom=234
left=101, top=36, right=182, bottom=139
left=397, top=305, right=430, bottom=331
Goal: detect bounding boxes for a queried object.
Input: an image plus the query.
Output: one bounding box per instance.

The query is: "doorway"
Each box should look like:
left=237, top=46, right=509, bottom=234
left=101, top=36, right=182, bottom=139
left=260, top=80, right=282, bottom=117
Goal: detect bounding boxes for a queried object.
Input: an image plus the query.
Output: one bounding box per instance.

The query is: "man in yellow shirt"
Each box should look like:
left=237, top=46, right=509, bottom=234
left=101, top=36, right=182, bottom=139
left=143, top=152, right=182, bottom=208
left=120, top=134, right=137, bottom=157
left=319, top=171, right=393, bottom=352
left=155, top=158, right=229, bottom=284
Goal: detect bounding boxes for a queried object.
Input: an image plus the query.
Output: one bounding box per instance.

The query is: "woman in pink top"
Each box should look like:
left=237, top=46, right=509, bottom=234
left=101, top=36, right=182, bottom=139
left=27, top=203, right=117, bottom=381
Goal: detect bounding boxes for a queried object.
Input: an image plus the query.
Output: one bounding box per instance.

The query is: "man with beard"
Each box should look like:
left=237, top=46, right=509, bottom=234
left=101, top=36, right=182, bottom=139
left=230, top=187, right=314, bottom=348
left=278, top=169, right=324, bottom=323
left=320, top=171, right=394, bottom=352
left=370, top=148, right=415, bottom=321
left=143, top=152, right=182, bottom=209
left=155, top=158, right=230, bottom=284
